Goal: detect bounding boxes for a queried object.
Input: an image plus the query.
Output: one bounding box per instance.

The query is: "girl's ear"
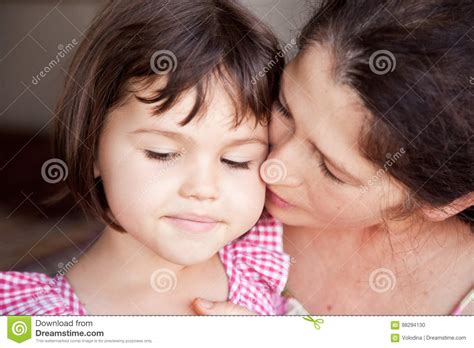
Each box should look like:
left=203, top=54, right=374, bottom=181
left=422, top=192, right=474, bottom=222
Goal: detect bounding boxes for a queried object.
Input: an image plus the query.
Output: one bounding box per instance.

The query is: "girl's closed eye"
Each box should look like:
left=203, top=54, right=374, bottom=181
left=221, top=158, right=251, bottom=170
left=144, top=150, right=252, bottom=170
left=144, top=150, right=181, bottom=162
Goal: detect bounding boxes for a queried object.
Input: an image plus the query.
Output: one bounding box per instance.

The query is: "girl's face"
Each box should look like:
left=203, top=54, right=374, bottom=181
left=95, top=79, right=269, bottom=266
left=262, top=46, right=406, bottom=230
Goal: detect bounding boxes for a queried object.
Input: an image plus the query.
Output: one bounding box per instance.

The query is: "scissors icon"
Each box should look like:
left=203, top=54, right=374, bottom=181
left=303, top=316, right=324, bottom=330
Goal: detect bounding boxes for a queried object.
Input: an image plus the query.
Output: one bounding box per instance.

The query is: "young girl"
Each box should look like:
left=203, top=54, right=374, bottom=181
left=0, top=0, right=289, bottom=315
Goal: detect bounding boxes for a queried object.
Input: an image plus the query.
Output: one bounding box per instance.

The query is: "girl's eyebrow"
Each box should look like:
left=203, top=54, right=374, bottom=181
left=129, top=128, right=268, bottom=147
left=227, top=137, right=268, bottom=147
left=130, top=128, right=191, bottom=142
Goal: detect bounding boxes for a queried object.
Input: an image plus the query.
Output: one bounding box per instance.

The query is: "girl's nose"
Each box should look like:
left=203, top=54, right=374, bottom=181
left=179, top=162, right=219, bottom=201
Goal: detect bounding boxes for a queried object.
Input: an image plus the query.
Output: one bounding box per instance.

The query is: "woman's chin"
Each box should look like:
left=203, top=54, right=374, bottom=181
left=265, top=199, right=301, bottom=225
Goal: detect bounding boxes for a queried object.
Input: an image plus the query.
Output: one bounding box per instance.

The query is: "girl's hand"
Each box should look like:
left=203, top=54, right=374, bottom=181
left=192, top=298, right=257, bottom=315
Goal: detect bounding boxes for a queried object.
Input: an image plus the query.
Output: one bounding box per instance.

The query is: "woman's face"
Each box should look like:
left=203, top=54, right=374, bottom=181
left=262, top=45, right=406, bottom=230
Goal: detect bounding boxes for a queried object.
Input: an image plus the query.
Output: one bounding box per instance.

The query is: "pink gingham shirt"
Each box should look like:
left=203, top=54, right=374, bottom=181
left=0, top=213, right=290, bottom=315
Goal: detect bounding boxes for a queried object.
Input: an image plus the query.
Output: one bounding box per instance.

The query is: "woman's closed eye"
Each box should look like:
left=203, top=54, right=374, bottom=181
left=319, top=160, right=344, bottom=184
left=274, top=99, right=292, bottom=119
left=144, top=150, right=251, bottom=170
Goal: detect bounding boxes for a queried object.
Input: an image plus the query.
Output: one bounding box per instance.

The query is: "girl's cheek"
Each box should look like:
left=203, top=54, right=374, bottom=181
left=239, top=169, right=266, bottom=197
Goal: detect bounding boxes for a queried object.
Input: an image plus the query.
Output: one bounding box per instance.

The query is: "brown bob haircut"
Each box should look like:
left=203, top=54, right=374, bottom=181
left=51, top=0, right=283, bottom=231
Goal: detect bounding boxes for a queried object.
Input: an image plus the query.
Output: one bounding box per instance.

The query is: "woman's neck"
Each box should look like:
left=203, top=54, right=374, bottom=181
left=283, top=217, right=473, bottom=314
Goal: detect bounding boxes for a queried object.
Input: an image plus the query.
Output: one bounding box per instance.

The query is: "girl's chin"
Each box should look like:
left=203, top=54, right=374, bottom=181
left=153, top=249, right=214, bottom=267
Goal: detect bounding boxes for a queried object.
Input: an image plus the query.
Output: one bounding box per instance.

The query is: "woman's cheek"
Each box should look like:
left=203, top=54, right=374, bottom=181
left=305, top=183, right=353, bottom=222
left=308, top=183, right=384, bottom=226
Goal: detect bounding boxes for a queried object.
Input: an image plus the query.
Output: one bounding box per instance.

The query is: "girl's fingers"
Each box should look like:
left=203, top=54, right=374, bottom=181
left=192, top=298, right=256, bottom=315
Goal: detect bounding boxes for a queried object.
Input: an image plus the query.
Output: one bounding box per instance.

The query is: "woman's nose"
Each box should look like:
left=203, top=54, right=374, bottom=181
left=260, top=156, right=302, bottom=187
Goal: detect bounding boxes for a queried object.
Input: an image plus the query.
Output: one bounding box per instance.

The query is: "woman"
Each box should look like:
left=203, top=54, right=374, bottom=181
left=193, top=0, right=473, bottom=315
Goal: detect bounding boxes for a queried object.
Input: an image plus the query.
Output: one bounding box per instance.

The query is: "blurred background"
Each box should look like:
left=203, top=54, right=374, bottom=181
left=0, top=0, right=311, bottom=275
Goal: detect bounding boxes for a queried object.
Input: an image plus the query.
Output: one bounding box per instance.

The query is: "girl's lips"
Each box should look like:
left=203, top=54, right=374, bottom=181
left=267, top=189, right=293, bottom=209
left=164, top=216, right=219, bottom=233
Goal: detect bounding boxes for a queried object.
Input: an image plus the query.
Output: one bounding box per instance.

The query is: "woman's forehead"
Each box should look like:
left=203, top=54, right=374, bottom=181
left=283, top=49, right=366, bottom=137
left=280, top=47, right=377, bottom=179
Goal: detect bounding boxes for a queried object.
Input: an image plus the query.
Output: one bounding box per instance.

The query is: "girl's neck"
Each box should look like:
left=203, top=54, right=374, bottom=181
left=66, top=225, right=227, bottom=314
left=75, top=224, right=221, bottom=285
left=94, top=225, right=188, bottom=278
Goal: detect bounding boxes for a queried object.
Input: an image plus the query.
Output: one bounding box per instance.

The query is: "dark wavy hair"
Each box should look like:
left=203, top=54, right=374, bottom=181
left=299, top=0, right=473, bottom=227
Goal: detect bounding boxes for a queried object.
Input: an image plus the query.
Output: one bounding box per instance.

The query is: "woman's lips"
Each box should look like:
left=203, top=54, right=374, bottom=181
left=267, top=189, right=293, bottom=209
left=164, top=215, right=219, bottom=233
